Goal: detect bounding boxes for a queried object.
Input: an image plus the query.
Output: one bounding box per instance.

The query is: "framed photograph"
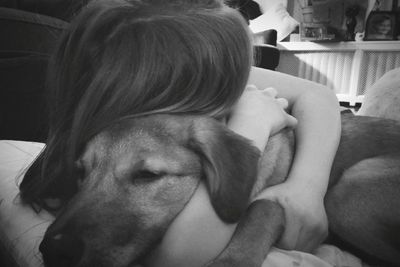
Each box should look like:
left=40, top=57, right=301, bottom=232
left=395, top=1, right=400, bottom=39
left=364, top=11, right=397, bottom=40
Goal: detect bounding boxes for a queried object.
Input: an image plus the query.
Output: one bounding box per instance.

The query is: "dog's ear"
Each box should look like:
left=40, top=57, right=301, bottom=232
left=188, top=118, right=260, bottom=223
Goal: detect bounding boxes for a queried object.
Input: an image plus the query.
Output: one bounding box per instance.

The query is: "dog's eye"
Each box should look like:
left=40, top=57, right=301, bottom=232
left=74, top=161, right=86, bottom=181
left=136, top=170, right=162, bottom=180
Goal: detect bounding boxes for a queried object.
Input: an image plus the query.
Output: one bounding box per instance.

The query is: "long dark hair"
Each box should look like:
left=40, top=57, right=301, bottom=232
left=20, top=0, right=253, bottom=210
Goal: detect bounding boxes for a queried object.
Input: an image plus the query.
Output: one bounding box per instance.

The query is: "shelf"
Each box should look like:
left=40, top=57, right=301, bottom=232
left=277, top=41, right=400, bottom=52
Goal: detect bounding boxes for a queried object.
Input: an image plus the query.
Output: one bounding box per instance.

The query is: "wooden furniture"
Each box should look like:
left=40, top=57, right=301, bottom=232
left=276, top=41, right=400, bottom=105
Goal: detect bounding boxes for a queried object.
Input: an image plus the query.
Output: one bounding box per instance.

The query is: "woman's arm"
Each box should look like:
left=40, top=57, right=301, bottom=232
left=249, top=67, right=341, bottom=252
left=227, top=85, right=297, bottom=152
left=248, top=67, right=341, bottom=194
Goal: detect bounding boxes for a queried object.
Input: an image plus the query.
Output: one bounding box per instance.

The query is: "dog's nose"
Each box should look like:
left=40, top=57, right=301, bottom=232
left=39, top=233, right=84, bottom=267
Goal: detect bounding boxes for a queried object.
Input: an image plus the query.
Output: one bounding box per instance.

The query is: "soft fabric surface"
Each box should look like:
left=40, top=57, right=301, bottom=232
left=357, top=67, right=400, bottom=121
left=249, top=3, right=298, bottom=41
left=253, top=0, right=288, bottom=13
left=0, top=140, right=370, bottom=267
left=0, top=141, right=50, bottom=267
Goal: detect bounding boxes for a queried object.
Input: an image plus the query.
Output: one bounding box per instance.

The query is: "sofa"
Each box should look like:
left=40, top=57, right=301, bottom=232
left=0, top=7, right=67, bottom=142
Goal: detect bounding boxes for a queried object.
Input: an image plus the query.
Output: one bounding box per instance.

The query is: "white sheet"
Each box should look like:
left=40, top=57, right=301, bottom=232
left=0, top=140, right=370, bottom=267
left=0, top=141, right=51, bottom=267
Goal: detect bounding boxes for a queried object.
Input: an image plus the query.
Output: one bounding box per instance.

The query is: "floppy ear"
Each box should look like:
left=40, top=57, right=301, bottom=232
left=20, top=146, right=79, bottom=212
left=188, top=117, right=260, bottom=223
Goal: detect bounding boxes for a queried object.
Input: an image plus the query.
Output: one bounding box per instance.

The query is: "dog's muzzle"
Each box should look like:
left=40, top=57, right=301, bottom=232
left=40, top=232, right=84, bottom=267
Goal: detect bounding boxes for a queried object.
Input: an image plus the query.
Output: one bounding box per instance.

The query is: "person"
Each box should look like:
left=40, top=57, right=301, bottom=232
left=368, top=14, right=392, bottom=39
left=19, top=0, right=340, bottom=256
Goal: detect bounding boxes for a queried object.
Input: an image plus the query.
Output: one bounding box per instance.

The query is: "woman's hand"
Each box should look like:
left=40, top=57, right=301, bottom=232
left=254, top=179, right=328, bottom=252
left=227, top=85, right=297, bottom=151
left=246, top=68, right=340, bottom=253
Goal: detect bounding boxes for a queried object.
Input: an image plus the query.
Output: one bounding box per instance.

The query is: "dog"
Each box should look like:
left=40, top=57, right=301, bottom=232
left=33, top=109, right=400, bottom=267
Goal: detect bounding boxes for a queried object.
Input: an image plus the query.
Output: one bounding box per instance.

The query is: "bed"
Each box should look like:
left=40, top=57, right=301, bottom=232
left=0, top=140, right=372, bottom=267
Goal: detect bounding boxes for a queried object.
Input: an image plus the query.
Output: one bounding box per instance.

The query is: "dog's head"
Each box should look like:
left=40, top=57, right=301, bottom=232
left=39, top=114, right=260, bottom=267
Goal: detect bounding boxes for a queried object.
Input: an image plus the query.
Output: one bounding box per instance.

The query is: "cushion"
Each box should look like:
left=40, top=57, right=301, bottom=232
left=0, top=141, right=51, bottom=267
left=249, top=3, right=299, bottom=41
left=253, top=44, right=280, bottom=70
left=253, top=0, right=288, bottom=13
left=357, top=67, right=400, bottom=121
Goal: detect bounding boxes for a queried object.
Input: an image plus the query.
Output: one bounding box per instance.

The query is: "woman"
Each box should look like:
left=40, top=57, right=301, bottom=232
left=20, top=0, right=340, bottom=260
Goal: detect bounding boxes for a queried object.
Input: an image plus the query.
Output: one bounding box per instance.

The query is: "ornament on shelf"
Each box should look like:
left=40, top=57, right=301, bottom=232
left=345, top=5, right=360, bottom=41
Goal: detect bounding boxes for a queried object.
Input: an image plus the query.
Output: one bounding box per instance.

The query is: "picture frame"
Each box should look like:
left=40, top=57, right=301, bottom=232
left=395, top=1, right=400, bottom=40
left=372, top=0, right=394, bottom=11
left=364, top=11, right=397, bottom=40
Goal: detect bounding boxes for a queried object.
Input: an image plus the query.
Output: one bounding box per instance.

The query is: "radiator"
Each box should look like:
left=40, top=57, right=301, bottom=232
left=277, top=42, right=400, bottom=105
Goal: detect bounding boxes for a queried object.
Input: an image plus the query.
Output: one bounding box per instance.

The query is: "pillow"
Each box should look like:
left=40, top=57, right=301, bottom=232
left=357, top=67, right=400, bottom=121
left=0, top=140, right=50, bottom=267
left=253, top=0, right=288, bottom=13
left=249, top=3, right=299, bottom=42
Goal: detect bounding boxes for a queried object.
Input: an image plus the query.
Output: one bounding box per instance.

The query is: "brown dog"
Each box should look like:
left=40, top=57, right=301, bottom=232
left=34, top=111, right=400, bottom=267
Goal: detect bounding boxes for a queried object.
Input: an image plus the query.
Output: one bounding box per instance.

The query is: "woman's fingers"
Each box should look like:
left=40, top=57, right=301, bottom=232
left=255, top=189, right=299, bottom=250
left=275, top=97, right=297, bottom=129
left=295, top=217, right=328, bottom=252
left=245, top=84, right=258, bottom=91
left=276, top=97, right=289, bottom=109
left=255, top=184, right=327, bottom=253
left=276, top=221, right=300, bottom=250
left=262, top=87, right=278, bottom=98
left=296, top=231, right=323, bottom=252
left=286, top=115, right=298, bottom=129
left=241, top=84, right=297, bottom=133
left=248, top=86, right=286, bottom=109
left=261, top=88, right=290, bottom=111
left=247, top=86, right=280, bottom=100
left=277, top=215, right=326, bottom=252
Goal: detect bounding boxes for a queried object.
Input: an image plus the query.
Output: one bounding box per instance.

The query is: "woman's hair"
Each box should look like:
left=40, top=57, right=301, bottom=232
left=20, top=0, right=253, bottom=209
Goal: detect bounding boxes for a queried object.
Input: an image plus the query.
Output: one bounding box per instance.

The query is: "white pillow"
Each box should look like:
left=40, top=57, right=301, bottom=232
left=0, top=141, right=50, bottom=267
left=253, top=0, right=288, bottom=13
left=249, top=3, right=299, bottom=41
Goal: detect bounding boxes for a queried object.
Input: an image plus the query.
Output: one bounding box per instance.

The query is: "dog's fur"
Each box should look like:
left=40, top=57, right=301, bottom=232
left=35, top=110, right=400, bottom=267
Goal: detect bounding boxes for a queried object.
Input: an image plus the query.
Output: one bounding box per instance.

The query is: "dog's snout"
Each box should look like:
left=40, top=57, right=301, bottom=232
left=40, top=233, right=84, bottom=267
